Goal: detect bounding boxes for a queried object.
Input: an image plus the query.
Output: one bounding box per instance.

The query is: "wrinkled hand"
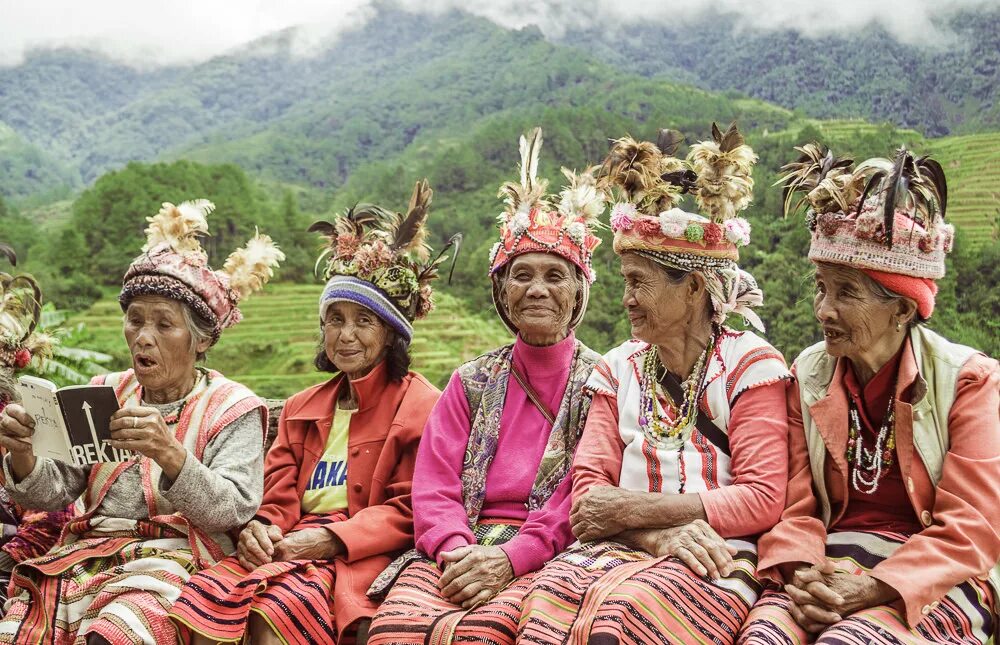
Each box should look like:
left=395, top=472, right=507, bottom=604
left=273, top=527, right=344, bottom=562
left=785, top=561, right=897, bottom=633
left=648, top=520, right=737, bottom=579
left=571, top=486, right=638, bottom=543
left=108, top=406, right=186, bottom=476
left=438, top=545, right=514, bottom=609
left=238, top=520, right=284, bottom=570
left=0, top=404, right=35, bottom=456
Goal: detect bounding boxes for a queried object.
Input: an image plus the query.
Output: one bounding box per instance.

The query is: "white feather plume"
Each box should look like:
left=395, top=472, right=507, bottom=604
left=221, top=230, right=285, bottom=300
left=142, top=199, right=214, bottom=255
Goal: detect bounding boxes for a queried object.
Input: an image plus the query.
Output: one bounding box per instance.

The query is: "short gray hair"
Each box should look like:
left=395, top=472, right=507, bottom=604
left=180, top=303, right=215, bottom=361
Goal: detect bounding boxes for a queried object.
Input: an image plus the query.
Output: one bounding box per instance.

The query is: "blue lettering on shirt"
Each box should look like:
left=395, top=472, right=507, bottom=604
left=307, top=460, right=348, bottom=491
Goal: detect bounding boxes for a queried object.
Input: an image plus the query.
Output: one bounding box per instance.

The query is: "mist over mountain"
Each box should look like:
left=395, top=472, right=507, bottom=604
left=1, top=3, right=999, bottom=202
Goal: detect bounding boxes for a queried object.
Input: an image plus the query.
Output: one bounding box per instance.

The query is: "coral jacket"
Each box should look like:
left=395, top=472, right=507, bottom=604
left=757, top=346, right=1000, bottom=627
left=255, top=360, right=440, bottom=637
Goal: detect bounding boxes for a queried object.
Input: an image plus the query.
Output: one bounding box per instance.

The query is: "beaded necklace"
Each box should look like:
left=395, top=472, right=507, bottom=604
left=845, top=394, right=896, bottom=494
left=637, top=335, right=715, bottom=447
left=637, top=335, right=715, bottom=494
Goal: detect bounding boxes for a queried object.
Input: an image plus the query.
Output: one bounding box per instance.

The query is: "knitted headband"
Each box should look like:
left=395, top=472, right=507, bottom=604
left=311, top=180, right=460, bottom=342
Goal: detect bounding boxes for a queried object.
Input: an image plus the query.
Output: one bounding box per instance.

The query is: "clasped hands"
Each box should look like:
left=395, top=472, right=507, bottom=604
left=237, top=520, right=345, bottom=570
left=437, top=545, right=514, bottom=610
left=783, top=560, right=898, bottom=634
left=571, top=485, right=737, bottom=580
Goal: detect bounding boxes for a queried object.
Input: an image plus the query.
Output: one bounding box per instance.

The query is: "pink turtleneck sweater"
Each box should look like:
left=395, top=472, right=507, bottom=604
left=413, top=333, right=578, bottom=577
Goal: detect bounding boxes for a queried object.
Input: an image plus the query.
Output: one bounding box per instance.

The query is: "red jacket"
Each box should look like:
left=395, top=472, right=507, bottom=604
left=255, top=360, right=440, bottom=636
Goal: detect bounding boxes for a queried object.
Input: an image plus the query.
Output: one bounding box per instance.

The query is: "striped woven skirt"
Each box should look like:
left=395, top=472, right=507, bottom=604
left=367, top=520, right=528, bottom=645
left=169, top=514, right=351, bottom=645
left=0, top=534, right=198, bottom=645
left=517, top=538, right=762, bottom=645
left=738, top=530, right=996, bottom=644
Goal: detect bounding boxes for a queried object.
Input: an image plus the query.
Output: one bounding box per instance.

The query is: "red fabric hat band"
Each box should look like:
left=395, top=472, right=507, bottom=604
left=862, top=268, right=938, bottom=320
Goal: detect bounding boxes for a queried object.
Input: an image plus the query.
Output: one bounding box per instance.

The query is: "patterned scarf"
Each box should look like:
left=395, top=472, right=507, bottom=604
left=457, top=341, right=600, bottom=528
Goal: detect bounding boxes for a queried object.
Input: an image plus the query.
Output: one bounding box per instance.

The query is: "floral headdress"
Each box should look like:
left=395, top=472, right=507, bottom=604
left=120, top=200, right=285, bottom=344
left=606, top=122, right=756, bottom=264
left=310, top=180, right=460, bottom=342
left=778, top=143, right=952, bottom=280
left=602, top=123, right=767, bottom=332
left=1, top=249, right=54, bottom=409
left=489, top=127, right=605, bottom=283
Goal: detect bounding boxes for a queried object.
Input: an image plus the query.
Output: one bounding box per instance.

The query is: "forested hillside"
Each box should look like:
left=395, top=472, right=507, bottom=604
left=1, top=4, right=997, bottom=396
left=564, top=8, right=1000, bottom=137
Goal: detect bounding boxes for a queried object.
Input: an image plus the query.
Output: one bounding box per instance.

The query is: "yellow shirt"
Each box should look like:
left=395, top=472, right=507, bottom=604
left=301, top=405, right=353, bottom=514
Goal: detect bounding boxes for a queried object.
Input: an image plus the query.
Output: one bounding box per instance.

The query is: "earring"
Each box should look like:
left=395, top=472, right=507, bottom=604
left=896, top=320, right=902, bottom=332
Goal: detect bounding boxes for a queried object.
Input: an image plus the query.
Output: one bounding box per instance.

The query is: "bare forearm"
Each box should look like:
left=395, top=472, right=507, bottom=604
left=630, top=492, right=708, bottom=530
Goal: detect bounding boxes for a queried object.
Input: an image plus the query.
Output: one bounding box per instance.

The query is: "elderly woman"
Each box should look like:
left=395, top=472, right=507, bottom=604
left=517, top=125, right=791, bottom=644
left=0, top=269, right=76, bottom=605
left=169, top=181, right=446, bottom=645
left=739, top=146, right=1000, bottom=644
left=367, top=128, right=604, bottom=645
left=0, top=200, right=282, bottom=644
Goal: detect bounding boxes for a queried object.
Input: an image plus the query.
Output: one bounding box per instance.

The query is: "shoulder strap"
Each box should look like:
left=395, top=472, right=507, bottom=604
left=661, top=371, right=731, bottom=457
left=509, top=363, right=556, bottom=425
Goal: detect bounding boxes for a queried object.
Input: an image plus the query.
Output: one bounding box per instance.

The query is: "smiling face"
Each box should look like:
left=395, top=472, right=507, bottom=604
left=123, top=296, right=207, bottom=394
left=322, top=301, right=391, bottom=379
left=620, top=253, right=704, bottom=346
left=503, top=253, right=579, bottom=345
left=813, top=263, right=913, bottom=364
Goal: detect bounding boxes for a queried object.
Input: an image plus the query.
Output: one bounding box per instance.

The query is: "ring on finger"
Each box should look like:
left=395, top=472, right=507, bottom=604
left=131, top=416, right=138, bottom=428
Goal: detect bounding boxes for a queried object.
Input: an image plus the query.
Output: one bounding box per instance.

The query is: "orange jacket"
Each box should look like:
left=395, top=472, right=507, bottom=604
left=255, top=360, right=440, bottom=636
left=757, top=348, right=1000, bottom=627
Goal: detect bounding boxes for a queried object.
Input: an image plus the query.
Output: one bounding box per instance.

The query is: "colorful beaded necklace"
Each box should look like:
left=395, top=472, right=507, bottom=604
left=637, top=334, right=715, bottom=448
left=846, top=394, right=896, bottom=494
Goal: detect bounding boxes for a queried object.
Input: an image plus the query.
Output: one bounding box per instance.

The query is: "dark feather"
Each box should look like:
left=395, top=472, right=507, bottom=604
left=915, top=157, right=948, bottom=220
left=719, top=122, right=744, bottom=153
left=0, top=242, right=16, bottom=265
left=711, top=122, right=723, bottom=144
left=307, top=221, right=336, bottom=236
left=661, top=169, right=698, bottom=194
left=418, top=233, right=462, bottom=285
left=882, top=149, right=913, bottom=243
left=392, top=179, right=433, bottom=255
left=855, top=170, right=888, bottom=218
left=655, top=129, right=685, bottom=156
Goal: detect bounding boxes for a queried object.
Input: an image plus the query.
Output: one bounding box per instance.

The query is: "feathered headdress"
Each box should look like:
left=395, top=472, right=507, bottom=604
left=778, top=144, right=953, bottom=281
left=605, top=123, right=756, bottom=262
left=489, top=127, right=605, bottom=284
left=0, top=271, right=54, bottom=407
left=311, top=180, right=460, bottom=341
left=687, top=122, right=758, bottom=221
left=120, top=200, right=285, bottom=343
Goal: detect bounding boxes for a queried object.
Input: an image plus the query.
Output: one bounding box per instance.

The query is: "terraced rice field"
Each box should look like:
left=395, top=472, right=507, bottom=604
left=927, top=133, right=1000, bottom=248
left=68, top=283, right=513, bottom=399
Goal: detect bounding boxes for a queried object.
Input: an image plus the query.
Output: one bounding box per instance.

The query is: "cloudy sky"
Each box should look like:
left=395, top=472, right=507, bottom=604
left=0, top=0, right=995, bottom=67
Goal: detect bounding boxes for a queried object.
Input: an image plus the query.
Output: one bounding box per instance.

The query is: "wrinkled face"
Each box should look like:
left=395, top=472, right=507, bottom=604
left=124, top=296, right=205, bottom=392
left=620, top=253, right=693, bottom=345
left=813, top=264, right=900, bottom=361
left=323, top=301, right=391, bottom=379
left=504, top=253, right=578, bottom=339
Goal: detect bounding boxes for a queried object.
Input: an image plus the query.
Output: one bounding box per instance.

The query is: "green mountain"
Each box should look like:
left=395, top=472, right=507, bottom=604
left=563, top=8, right=1000, bottom=137
left=3, top=5, right=999, bottom=203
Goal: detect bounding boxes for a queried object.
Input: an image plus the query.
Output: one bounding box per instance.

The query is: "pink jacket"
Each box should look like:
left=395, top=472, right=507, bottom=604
left=757, top=347, right=1000, bottom=627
